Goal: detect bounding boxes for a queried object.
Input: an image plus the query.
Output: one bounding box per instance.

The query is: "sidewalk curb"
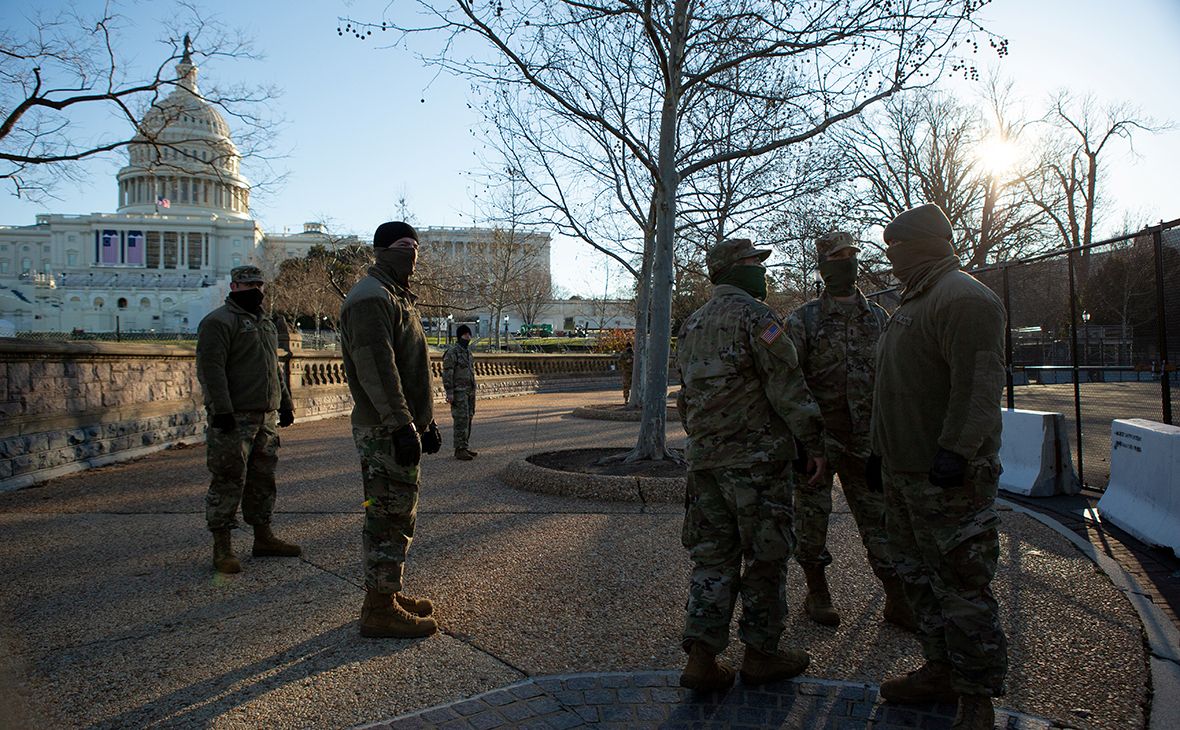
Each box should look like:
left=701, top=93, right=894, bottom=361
left=1001, top=498, right=1180, bottom=730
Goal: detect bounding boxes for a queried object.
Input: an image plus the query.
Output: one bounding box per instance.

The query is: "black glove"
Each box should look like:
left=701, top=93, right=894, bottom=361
left=866, top=454, right=883, bottom=493
left=929, top=448, right=969, bottom=489
left=210, top=413, right=236, bottom=433
left=278, top=409, right=295, bottom=428
left=390, top=423, right=422, bottom=467
left=792, top=436, right=809, bottom=475
left=420, top=421, right=442, bottom=455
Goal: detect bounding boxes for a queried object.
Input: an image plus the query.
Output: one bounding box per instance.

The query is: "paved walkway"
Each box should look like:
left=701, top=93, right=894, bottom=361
left=0, top=389, right=1172, bottom=730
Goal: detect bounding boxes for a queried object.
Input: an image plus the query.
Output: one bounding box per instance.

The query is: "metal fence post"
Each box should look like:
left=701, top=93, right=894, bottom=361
left=1152, top=226, right=1173, bottom=424
left=1003, top=265, right=1014, bottom=410
left=1067, top=248, right=1084, bottom=485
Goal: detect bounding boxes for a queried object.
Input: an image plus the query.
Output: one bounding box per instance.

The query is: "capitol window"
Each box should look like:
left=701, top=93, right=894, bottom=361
left=117, top=298, right=128, bottom=309
left=140, top=298, right=151, bottom=308
left=94, top=297, right=105, bottom=308
left=0, top=261, right=8, bottom=274
left=68, top=252, right=77, bottom=266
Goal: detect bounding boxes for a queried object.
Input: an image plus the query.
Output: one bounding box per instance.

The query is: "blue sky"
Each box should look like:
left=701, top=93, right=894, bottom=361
left=1, top=0, right=1177, bottom=295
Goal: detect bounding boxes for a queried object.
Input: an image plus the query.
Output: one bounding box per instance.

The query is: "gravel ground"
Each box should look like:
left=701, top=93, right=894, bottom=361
left=0, top=389, right=1149, bottom=730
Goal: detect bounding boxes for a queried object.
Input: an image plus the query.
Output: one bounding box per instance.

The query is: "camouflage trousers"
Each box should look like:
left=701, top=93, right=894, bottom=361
left=682, top=461, right=796, bottom=656
left=794, top=439, right=895, bottom=583
left=884, top=457, right=1008, bottom=696
left=354, top=425, right=420, bottom=594
left=450, top=389, right=476, bottom=450
left=621, top=371, right=632, bottom=403
left=205, top=410, right=280, bottom=531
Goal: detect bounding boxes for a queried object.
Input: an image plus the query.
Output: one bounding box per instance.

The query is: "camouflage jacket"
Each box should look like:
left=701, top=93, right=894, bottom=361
left=676, top=284, right=826, bottom=471
left=339, top=264, right=434, bottom=430
left=617, top=349, right=634, bottom=375
left=195, top=298, right=293, bottom=415
left=871, top=257, right=1006, bottom=472
left=442, top=343, right=475, bottom=395
left=786, top=290, right=888, bottom=455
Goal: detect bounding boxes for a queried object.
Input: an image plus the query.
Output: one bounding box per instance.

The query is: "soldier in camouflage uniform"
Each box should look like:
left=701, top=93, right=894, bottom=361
left=785, top=232, right=917, bottom=632
left=339, top=222, right=444, bottom=639
left=675, top=238, right=828, bottom=693
left=872, top=205, right=1007, bottom=730
left=443, top=324, right=478, bottom=460
left=617, top=344, right=634, bottom=404
left=196, top=265, right=300, bottom=574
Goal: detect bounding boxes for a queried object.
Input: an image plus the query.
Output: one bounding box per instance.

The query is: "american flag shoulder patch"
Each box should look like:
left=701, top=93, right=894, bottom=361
left=759, top=322, right=782, bottom=345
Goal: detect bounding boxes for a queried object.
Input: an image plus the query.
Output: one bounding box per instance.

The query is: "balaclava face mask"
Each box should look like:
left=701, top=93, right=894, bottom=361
left=229, top=288, right=264, bottom=313
left=375, top=246, right=416, bottom=287
left=459, top=335, right=470, bottom=349
left=714, top=264, right=768, bottom=301
left=818, top=257, right=858, bottom=297
left=885, top=238, right=956, bottom=288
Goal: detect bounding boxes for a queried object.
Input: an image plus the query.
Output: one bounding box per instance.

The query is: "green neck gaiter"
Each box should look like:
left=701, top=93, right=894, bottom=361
left=715, top=265, right=768, bottom=300
left=886, top=237, right=957, bottom=288
left=459, top=337, right=470, bottom=349
left=818, top=257, right=858, bottom=297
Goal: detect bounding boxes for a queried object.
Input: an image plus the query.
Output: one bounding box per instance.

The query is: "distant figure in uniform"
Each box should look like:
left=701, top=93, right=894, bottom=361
left=618, top=344, right=634, bottom=405
left=785, top=231, right=917, bottom=632
left=196, top=265, right=300, bottom=574
left=443, top=324, right=478, bottom=460
left=675, top=238, right=828, bottom=693
left=872, top=204, right=1007, bottom=730
left=339, top=221, right=444, bottom=638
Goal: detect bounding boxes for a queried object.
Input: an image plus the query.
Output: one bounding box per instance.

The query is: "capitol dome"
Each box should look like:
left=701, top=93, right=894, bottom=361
left=116, top=36, right=251, bottom=218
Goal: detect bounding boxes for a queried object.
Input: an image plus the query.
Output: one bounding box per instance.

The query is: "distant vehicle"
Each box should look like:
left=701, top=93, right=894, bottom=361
left=518, top=323, right=553, bottom=337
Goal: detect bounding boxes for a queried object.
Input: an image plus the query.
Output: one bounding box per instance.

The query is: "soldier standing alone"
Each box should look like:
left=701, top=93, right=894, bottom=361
left=339, top=221, right=444, bottom=638
left=443, top=324, right=478, bottom=460
left=785, top=231, right=917, bottom=632
left=617, top=343, right=634, bottom=405
left=195, top=265, right=301, bottom=574
left=676, top=238, right=828, bottom=692
left=872, top=204, right=1007, bottom=730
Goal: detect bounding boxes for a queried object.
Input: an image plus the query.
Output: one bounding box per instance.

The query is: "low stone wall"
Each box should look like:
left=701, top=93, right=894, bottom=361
left=0, top=340, right=618, bottom=491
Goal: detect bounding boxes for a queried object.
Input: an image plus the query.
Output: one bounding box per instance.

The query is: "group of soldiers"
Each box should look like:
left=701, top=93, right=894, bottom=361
left=675, top=203, right=1006, bottom=730
left=194, top=221, right=479, bottom=640
left=194, top=205, right=1004, bottom=730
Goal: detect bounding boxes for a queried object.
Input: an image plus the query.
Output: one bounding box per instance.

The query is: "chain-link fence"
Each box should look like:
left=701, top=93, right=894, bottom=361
left=868, top=218, right=1179, bottom=490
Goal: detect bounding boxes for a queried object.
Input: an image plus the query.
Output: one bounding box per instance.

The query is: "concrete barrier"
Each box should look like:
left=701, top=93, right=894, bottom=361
left=1097, top=418, right=1180, bottom=558
left=998, top=408, right=1080, bottom=497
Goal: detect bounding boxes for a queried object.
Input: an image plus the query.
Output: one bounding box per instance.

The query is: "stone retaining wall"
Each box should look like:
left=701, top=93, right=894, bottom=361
left=0, top=340, right=618, bottom=491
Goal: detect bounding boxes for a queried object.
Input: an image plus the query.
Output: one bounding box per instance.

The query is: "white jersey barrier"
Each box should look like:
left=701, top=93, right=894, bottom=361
left=998, top=409, right=1080, bottom=497
left=1097, top=418, right=1180, bottom=559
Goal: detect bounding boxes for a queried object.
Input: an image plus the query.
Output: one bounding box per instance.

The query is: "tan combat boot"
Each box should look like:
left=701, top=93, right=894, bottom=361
left=395, top=592, right=434, bottom=617
left=678, top=642, right=735, bottom=693
left=879, top=661, right=959, bottom=704
left=802, top=566, right=840, bottom=626
left=455, top=448, right=476, bottom=461
left=951, top=694, right=994, bottom=729
left=881, top=576, right=919, bottom=633
left=252, top=524, right=302, bottom=557
left=359, top=589, right=438, bottom=638
left=739, top=645, right=810, bottom=686
left=212, top=530, right=242, bottom=574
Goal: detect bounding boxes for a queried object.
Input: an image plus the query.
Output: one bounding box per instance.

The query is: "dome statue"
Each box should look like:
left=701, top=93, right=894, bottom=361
left=116, top=35, right=251, bottom=218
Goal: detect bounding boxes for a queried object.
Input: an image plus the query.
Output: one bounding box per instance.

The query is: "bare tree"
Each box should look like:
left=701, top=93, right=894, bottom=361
left=510, top=269, right=553, bottom=329
left=1024, top=90, right=1171, bottom=258
left=344, top=0, right=1002, bottom=460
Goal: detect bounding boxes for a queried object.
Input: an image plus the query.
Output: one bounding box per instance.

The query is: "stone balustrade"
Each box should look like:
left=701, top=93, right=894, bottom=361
left=0, top=340, right=620, bottom=491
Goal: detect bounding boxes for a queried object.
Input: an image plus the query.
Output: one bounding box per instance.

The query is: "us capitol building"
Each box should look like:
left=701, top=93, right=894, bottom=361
left=0, top=43, right=573, bottom=336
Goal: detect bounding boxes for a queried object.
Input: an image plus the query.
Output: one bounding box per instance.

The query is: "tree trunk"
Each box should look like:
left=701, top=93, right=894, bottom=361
left=629, top=0, right=688, bottom=462
left=627, top=223, right=656, bottom=411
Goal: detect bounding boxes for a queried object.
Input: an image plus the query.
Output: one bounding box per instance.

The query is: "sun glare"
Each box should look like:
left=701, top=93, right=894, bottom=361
left=978, top=138, right=1022, bottom=174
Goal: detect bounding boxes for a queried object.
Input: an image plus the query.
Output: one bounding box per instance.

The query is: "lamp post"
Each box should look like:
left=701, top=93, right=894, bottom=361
left=1082, top=311, right=1090, bottom=367
left=812, top=268, right=823, bottom=299
left=446, top=314, right=453, bottom=345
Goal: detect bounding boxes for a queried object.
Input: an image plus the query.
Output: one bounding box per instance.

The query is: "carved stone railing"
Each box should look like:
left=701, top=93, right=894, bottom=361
left=0, top=340, right=619, bottom=491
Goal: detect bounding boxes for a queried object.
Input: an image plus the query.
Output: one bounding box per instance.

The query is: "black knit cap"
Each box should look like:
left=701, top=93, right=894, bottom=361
left=373, top=221, right=419, bottom=248
left=457, top=324, right=472, bottom=338
left=882, top=204, right=954, bottom=244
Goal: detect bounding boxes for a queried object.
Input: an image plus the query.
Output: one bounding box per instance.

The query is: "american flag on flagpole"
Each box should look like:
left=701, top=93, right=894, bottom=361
left=156, top=196, right=171, bottom=209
